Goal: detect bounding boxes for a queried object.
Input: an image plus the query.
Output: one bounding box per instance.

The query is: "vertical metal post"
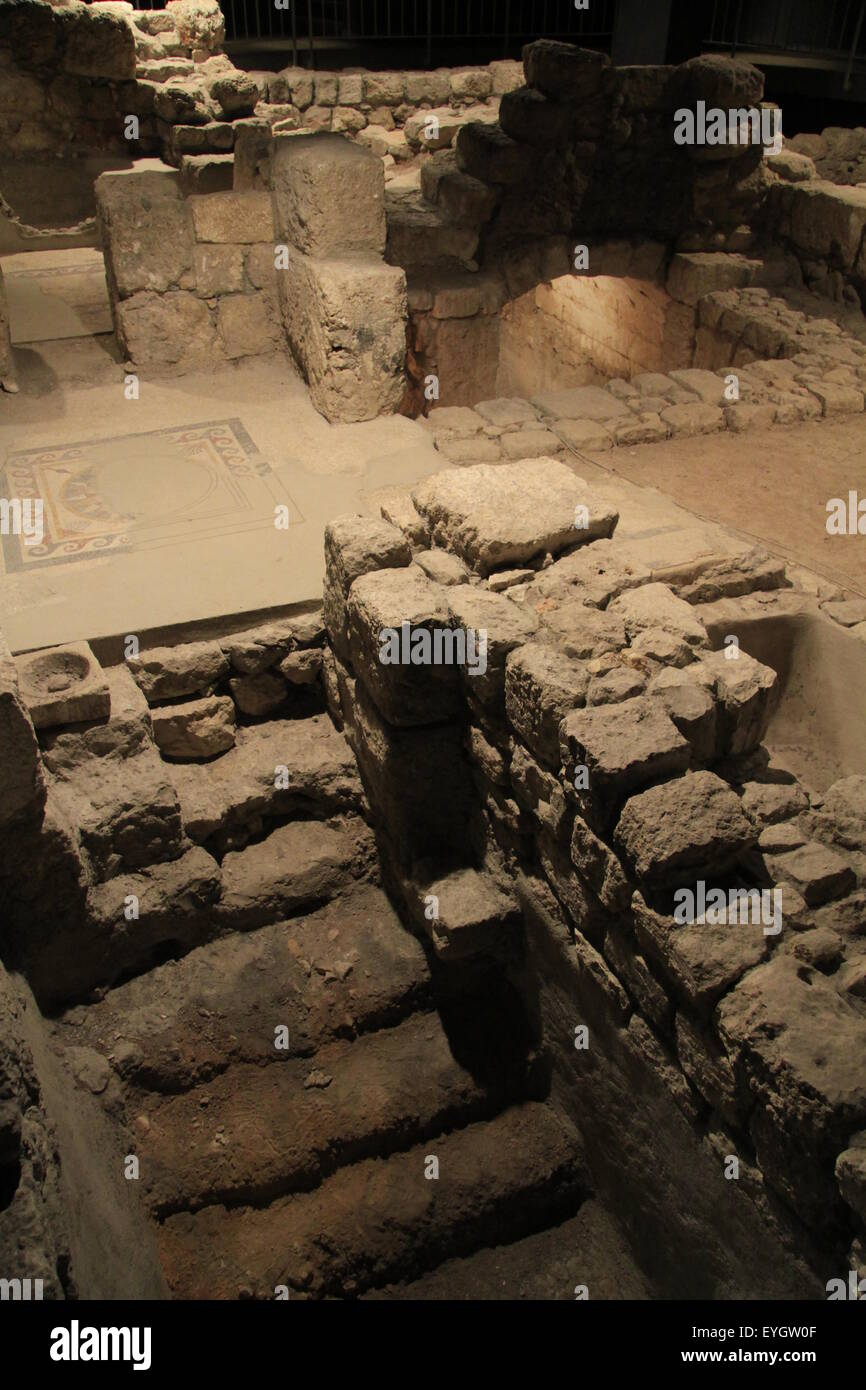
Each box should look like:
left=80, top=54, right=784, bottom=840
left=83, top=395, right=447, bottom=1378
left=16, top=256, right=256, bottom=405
left=731, top=0, right=743, bottom=57
left=845, top=0, right=865, bottom=88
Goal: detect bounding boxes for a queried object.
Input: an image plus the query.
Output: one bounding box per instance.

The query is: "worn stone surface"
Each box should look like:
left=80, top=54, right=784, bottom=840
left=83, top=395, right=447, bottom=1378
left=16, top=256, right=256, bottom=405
left=151, top=695, right=235, bottom=759
left=698, top=649, right=778, bottom=757
left=633, top=892, right=768, bottom=1013
left=765, top=842, right=857, bottom=907
left=608, top=583, right=709, bottom=651
left=346, top=566, right=461, bottom=727
left=216, top=817, right=374, bottom=930
left=413, top=460, right=617, bottom=576
left=229, top=671, right=287, bottom=718
left=615, top=771, right=756, bottom=887
left=271, top=132, right=386, bottom=256
left=128, top=641, right=229, bottom=703
left=505, top=642, right=587, bottom=769
left=718, top=954, right=866, bottom=1222
left=168, top=714, right=363, bottom=844
left=0, top=633, right=46, bottom=827
left=445, top=585, right=539, bottom=706
left=560, top=697, right=690, bottom=830
left=279, top=247, right=407, bottom=423
left=97, top=164, right=194, bottom=298
left=418, top=866, right=521, bottom=960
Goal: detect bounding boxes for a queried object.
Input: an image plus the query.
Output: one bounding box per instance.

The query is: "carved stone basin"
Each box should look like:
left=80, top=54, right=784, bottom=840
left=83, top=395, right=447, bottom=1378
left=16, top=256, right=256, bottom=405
left=14, top=640, right=110, bottom=729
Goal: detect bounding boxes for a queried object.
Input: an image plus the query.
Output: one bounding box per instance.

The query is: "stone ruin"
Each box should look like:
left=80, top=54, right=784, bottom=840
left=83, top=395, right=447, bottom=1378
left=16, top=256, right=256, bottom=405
left=1, top=4, right=866, bottom=1306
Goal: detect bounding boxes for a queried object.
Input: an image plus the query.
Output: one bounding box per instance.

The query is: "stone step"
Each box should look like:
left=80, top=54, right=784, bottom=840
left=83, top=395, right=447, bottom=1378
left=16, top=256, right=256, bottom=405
left=213, top=815, right=376, bottom=931
left=166, top=713, right=364, bottom=849
left=364, top=1200, right=651, bottom=1300
left=137, top=1005, right=546, bottom=1216
left=53, top=883, right=431, bottom=1094
left=157, top=1101, right=588, bottom=1298
left=385, top=189, right=479, bottom=272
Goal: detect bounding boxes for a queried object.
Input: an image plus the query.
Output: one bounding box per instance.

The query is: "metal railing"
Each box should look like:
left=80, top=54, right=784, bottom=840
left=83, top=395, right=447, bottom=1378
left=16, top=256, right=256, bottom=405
left=127, top=0, right=616, bottom=64
left=705, top=0, right=866, bottom=64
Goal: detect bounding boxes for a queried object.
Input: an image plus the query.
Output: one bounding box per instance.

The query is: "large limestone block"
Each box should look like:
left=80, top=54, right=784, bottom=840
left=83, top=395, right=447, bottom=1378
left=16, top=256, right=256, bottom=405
left=522, top=40, right=609, bottom=101
left=614, top=770, right=756, bottom=887
left=0, top=633, right=45, bottom=828
left=190, top=191, right=274, bottom=243
left=51, top=741, right=184, bottom=880
left=505, top=641, right=587, bottom=769
left=698, top=648, right=778, bottom=756
left=607, top=581, right=710, bottom=651
left=418, top=866, right=521, bottom=961
left=279, top=248, right=407, bottom=422
left=151, top=695, right=236, bottom=759
left=59, top=4, right=136, bottom=79
left=128, top=640, right=229, bottom=703
left=667, top=53, right=763, bottom=110
left=169, top=715, right=362, bottom=843
left=412, top=459, right=617, bottom=577
left=633, top=892, right=767, bottom=1014
left=560, top=696, right=690, bottom=830
left=787, top=180, right=866, bottom=271
left=346, top=567, right=461, bottom=728
left=216, top=819, right=372, bottom=930
left=455, top=122, right=536, bottom=184
left=525, top=538, right=651, bottom=612
left=531, top=385, right=631, bottom=423
left=338, top=664, right=474, bottom=867
left=96, top=162, right=194, bottom=298
left=271, top=132, right=386, bottom=257
left=165, top=0, right=224, bottom=52
left=115, top=290, right=220, bottom=367
left=325, top=514, right=412, bottom=599
left=445, top=586, right=539, bottom=706
left=718, top=954, right=866, bottom=1222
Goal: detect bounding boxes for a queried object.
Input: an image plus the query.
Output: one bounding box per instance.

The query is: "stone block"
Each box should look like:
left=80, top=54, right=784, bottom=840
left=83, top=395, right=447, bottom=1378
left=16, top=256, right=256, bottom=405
left=607, top=582, right=709, bottom=651
left=345, top=567, right=461, bottom=727
left=522, top=40, right=609, bottom=100
left=419, top=867, right=521, bottom=961
left=0, top=633, right=45, bottom=828
left=61, top=5, right=136, bottom=79
left=412, top=458, right=617, bottom=576
left=152, top=695, right=236, bottom=759
left=97, top=162, right=194, bottom=298
left=531, top=385, right=631, bottom=423
left=271, top=132, right=386, bottom=256
left=571, top=816, right=631, bottom=911
left=14, top=641, right=110, bottom=730
left=560, top=697, right=691, bottom=830
left=115, top=290, right=220, bottom=368
left=190, top=190, right=274, bottom=244
left=499, top=86, right=573, bottom=148
left=278, top=248, right=407, bottom=423
left=698, top=648, right=778, bottom=757
left=455, top=121, right=536, bottom=184
left=128, top=641, right=229, bottom=703
left=615, top=771, right=756, bottom=888
left=445, top=586, right=539, bottom=707
left=633, top=892, right=768, bottom=1014
left=505, top=641, right=587, bottom=769
left=194, top=242, right=244, bottom=295
left=325, top=514, right=412, bottom=599
left=216, top=292, right=279, bottom=358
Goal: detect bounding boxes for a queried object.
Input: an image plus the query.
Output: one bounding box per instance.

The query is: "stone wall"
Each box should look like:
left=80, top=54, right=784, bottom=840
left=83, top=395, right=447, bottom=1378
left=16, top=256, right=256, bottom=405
left=96, top=158, right=281, bottom=367
left=321, top=458, right=866, bottom=1295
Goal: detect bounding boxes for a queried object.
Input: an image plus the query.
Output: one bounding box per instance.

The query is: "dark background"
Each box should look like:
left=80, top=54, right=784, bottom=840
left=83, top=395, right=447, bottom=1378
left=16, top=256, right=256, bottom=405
left=124, top=0, right=866, bottom=133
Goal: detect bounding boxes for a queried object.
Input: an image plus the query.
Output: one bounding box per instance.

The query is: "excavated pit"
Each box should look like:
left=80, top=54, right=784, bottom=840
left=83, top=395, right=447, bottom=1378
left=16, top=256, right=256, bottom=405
left=2, top=12, right=866, bottom=1306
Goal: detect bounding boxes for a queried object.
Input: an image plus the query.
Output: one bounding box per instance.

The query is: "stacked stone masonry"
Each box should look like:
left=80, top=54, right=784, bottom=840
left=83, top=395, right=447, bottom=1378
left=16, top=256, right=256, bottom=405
left=319, top=456, right=866, bottom=1290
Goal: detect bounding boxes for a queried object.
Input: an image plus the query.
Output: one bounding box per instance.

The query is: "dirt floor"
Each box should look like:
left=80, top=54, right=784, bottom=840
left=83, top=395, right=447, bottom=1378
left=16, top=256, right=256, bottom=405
left=576, top=417, right=866, bottom=598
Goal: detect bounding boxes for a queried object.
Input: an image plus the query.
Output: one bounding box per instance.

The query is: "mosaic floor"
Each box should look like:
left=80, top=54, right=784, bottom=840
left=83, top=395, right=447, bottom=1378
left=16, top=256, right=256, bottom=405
left=0, top=418, right=301, bottom=574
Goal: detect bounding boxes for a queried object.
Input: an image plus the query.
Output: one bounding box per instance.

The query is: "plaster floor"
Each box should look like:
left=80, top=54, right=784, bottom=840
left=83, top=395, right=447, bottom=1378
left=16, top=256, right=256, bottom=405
left=1, top=248, right=112, bottom=343
left=0, top=342, right=441, bottom=652
left=2, top=332, right=863, bottom=655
